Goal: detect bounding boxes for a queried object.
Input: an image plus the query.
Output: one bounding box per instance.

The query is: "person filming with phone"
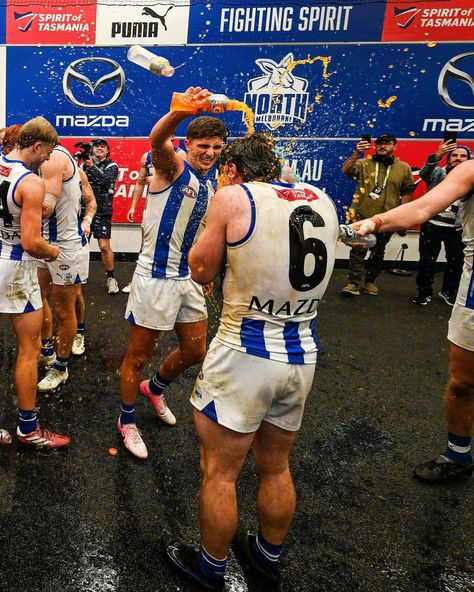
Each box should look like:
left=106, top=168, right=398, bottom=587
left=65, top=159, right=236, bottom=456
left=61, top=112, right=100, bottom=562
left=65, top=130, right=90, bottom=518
left=412, top=135, right=472, bottom=306
left=341, top=133, right=415, bottom=296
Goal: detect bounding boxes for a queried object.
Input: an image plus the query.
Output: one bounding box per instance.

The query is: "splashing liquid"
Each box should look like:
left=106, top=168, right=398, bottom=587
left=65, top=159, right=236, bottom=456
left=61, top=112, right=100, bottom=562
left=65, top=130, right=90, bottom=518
left=227, top=100, right=255, bottom=136
left=377, top=95, right=397, bottom=108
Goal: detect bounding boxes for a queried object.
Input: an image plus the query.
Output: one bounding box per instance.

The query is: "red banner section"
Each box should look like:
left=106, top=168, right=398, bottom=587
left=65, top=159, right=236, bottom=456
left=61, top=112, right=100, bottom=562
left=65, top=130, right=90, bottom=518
left=382, top=1, right=474, bottom=41
left=6, top=1, right=96, bottom=45
left=60, top=137, right=181, bottom=224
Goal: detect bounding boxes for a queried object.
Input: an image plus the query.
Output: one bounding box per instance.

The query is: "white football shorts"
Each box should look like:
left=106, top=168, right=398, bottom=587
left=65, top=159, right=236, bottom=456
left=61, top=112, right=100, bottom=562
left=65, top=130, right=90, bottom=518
left=0, top=259, right=42, bottom=314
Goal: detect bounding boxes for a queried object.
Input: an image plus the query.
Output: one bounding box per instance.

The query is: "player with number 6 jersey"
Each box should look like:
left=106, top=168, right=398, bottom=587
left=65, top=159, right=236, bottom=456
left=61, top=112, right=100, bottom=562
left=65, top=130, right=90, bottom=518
left=217, top=180, right=338, bottom=364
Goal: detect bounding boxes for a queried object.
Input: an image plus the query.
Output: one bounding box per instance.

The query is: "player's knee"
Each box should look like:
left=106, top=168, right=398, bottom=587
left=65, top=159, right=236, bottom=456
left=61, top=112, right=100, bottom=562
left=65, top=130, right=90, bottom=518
left=448, top=374, right=474, bottom=401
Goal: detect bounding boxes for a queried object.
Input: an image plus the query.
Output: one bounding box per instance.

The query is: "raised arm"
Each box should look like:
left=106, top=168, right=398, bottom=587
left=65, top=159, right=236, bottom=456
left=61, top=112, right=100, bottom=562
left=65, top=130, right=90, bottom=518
left=149, top=86, right=211, bottom=184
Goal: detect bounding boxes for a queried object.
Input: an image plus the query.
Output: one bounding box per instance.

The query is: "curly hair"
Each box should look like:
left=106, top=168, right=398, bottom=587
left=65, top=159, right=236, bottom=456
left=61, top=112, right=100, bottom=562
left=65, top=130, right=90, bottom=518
left=219, top=132, right=281, bottom=182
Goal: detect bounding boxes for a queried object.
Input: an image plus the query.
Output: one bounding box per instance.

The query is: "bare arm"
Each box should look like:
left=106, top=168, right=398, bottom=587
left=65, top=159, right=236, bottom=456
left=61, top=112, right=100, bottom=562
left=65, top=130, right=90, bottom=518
left=127, top=155, right=147, bottom=222
left=19, top=176, right=59, bottom=260
left=149, top=86, right=211, bottom=185
left=40, top=150, right=67, bottom=217
left=353, top=160, right=474, bottom=234
left=78, top=168, right=97, bottom=237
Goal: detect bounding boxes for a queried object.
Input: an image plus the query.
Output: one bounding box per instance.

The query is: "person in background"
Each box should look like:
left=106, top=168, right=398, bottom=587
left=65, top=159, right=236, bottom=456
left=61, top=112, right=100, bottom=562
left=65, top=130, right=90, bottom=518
left=341, top=134, right=414, bottom=296
left=412, top=142, right=471, bottom=306
left=82, top=139, right=120, bottom=294
left=352, top=159, right=474, bottom=483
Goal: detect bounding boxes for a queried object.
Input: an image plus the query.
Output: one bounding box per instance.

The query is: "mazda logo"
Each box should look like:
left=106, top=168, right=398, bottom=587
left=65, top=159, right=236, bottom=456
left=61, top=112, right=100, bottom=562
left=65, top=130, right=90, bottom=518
left=63, top=57, right=125, bottom=109
left=438, top=52, right=474, bottom=111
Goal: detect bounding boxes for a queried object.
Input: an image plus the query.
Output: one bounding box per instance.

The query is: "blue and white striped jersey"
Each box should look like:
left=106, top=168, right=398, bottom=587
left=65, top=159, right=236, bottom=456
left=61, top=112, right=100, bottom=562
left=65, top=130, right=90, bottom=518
left=457, top=194, right=474, bottom=310
left=41, top=146, right=87, bottom=249
left=217, top=181, right=339, bottom=364
left=136, top=161, right=216, bottom=279
left=0, top=153, right=34, bottom=261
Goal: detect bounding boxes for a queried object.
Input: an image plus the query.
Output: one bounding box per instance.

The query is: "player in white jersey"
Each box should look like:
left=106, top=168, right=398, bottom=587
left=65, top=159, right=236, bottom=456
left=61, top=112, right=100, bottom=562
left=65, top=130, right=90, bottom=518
left=36, top=146, right=97, bottom=392
left=0, top=116, right=69, bottom=449
left=165, top=133, right=339, bottom=591
left=117, top=87, right=229, bottom=459
left=353, top=159, right=474, bottom=483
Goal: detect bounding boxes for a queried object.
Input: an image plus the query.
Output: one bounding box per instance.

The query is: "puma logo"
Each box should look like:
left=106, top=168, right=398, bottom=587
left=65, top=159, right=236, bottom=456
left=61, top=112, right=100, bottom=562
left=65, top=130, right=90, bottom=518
left=142, top=6, right=173, bottom=31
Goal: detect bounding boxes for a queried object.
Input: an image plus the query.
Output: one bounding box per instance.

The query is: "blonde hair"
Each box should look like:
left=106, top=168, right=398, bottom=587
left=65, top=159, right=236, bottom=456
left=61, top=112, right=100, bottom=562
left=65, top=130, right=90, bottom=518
left=18, top=116, right=58, bottom=149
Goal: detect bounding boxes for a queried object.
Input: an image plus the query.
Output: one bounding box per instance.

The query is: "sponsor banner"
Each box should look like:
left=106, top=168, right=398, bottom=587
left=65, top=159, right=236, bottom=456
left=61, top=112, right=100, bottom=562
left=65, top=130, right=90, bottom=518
left=58, top=137, right=463, bottom=225
left=5, top=44, right=474, bottom=139
left=188, top=0, right=386, bottom=44
left=6, top=1, right=96, bottom=45
left=60, top=137, right=181, bottom=224
left=0, top=3, right=6, bottom=44
left=383, top=1, right=474, bottom=42
left=95, top=2, right=189, bottom=46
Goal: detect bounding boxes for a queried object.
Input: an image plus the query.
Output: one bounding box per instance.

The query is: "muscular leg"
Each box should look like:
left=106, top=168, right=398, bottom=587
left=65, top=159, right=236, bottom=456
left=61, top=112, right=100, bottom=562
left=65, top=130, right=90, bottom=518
left=51, top=284, right=78, bottom=358
left=193, top=408, right=255, bottom=559
left=252, top=421, right=298, bottom=545
left=119, top=324, right=159, bottom=405
left=158, top=319, right=207, bottom=381
left=11, top=309, right=42, bottom=410
left=98, top=237, right=114, bottom=272
left=444, top=343, right=474, bottom=437
left=38, top=267, right=53, bottom=340
left=75, top=284, right=85, bottom=325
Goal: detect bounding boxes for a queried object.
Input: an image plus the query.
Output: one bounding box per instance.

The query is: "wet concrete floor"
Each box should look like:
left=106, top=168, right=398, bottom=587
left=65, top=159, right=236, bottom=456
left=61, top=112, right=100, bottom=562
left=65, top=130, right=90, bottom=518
left=0, top=263, right=473, bottom=592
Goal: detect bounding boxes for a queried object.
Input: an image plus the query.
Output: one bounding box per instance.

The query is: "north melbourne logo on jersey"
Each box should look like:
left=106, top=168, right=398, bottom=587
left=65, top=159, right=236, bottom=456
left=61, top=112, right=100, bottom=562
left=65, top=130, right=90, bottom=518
left=244, top=53, right=309, bottom=131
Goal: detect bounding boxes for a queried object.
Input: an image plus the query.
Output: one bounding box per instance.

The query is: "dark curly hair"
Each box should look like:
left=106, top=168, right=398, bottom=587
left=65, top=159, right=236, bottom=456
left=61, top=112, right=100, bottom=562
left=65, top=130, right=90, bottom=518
left=219, top=132, right=281, bottom=182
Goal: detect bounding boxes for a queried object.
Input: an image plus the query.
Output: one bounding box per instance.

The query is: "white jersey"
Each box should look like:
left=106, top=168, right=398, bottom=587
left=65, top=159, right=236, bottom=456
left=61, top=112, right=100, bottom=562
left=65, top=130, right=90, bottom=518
left=0, top=153, right=35, bottom=261
left=42, top=146, right=87, bottom=250
left=456, top=193, right=474, bottom=309
left=136, top=161, right=215, bottom=279
left=217, top=181, right=339, bottom=364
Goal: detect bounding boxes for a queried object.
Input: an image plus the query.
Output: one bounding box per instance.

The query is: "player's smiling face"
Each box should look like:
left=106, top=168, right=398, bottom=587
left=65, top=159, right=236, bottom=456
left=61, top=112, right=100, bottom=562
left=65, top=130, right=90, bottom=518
left=185, top=136, right=225, bottom=174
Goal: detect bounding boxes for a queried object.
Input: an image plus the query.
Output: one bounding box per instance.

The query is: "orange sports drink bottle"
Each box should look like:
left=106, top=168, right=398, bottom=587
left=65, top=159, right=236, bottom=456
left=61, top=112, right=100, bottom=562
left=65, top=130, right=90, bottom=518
left=170, top=92, right=240, bottom=114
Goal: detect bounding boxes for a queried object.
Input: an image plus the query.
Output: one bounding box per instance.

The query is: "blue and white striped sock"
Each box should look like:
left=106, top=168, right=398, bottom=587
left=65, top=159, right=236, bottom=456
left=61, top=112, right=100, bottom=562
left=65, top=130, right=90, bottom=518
left=18, top=408, right=37, bottom=435
left=445, top=432, right=472, bottom=464
left=198, top=545, right=227, bottom=582
left=251, top=531, right=282, bottom=571
left=149, top=370, right=170, bottom=395
left=41, top=337, right=55, bottom=357
left=52, top=356, right=68, bottom=372
left=120, top=402, right=136, bottom=425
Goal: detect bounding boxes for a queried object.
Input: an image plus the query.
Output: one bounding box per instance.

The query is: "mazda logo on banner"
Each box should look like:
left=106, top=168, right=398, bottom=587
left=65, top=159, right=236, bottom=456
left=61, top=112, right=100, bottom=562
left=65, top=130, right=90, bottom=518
left=438, top=52, right=474, bottom=111
left=63, top=57, right=125, bottom=108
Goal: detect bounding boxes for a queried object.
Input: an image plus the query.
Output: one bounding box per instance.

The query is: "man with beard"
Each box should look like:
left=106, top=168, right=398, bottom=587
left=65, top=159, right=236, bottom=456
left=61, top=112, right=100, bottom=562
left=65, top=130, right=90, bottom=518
left=412, top=143, right=472, bottom=306
left=341, top=134, right=414, bottom=296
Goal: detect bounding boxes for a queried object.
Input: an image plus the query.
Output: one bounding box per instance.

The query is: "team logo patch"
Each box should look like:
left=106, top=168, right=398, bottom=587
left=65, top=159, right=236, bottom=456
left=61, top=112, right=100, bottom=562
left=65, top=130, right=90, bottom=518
left=181, top=185, right=197, bottom=199
left=59, top=264, right=70, bottom=271
left=0, top=165, right=12, bottom=177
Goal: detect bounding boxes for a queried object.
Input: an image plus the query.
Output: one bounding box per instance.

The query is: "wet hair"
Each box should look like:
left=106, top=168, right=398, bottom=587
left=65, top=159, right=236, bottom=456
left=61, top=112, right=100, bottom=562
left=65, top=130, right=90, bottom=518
left=18, top=116, right=58, bottom=149
left=2, top=124, right=22, bottom=154
left=219, top=132, right=281, bottom=182
left=186, top=116, right=228, bottom=142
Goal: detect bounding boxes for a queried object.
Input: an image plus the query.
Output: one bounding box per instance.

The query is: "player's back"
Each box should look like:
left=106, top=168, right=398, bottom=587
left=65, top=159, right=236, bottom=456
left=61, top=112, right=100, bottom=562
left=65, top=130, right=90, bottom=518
left=0, top=153, right=34, bottom=261
left=217, top=180, right=339, bottom=364
left=42, top=146, right=86, bottom=248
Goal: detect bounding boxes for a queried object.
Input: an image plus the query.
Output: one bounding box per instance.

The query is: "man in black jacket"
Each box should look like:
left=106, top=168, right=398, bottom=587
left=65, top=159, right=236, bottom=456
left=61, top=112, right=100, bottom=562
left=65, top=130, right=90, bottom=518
left=83, top=139, right=120, bottom=294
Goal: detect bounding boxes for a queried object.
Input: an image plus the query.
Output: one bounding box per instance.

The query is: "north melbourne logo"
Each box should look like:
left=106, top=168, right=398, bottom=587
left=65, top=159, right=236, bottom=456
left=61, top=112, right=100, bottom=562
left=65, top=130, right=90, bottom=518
left=393, top=7, right=421, bottom=29
left=244, top=53, right=309, bottom=131
left=111, top=5, right=173, bottom=38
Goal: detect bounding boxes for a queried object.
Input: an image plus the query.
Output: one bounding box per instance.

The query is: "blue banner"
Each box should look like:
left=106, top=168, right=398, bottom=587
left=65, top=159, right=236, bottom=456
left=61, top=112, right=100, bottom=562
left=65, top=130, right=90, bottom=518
left=188, top=0, right=386, bottom=44
left=6, top=43, right=474, bottom=139
left=0, top=3, right=6, bottom=44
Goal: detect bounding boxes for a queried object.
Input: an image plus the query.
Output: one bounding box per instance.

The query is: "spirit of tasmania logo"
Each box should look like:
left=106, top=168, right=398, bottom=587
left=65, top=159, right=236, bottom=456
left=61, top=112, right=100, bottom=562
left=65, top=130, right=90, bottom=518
left=244, top=53, right=309, bottom=131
